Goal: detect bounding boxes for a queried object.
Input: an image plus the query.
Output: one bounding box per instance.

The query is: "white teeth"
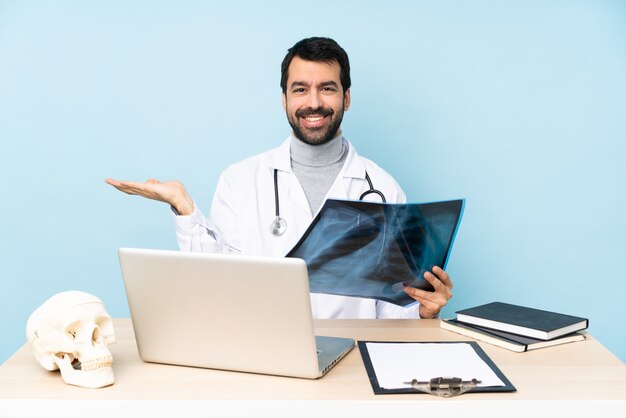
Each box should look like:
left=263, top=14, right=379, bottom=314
left=78, top=355, right=113, bottom=371
left=305, top=116, right=323, bottom=122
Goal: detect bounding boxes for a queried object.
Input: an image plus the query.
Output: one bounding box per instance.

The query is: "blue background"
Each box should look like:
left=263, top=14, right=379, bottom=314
left=1, top=1, right=625, bottom=364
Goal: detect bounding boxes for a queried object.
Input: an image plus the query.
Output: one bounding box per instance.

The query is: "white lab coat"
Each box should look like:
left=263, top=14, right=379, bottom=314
left=174, top=136, right=420, bottom=319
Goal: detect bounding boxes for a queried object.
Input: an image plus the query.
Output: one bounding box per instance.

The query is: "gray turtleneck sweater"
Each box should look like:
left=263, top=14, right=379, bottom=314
left=290, top=133, right=348, bottom=215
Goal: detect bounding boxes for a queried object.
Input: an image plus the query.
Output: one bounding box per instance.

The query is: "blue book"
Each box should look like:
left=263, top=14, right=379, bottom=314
left=441, top=318, right=586, bottom=352
left=455, top=302, right=589, bottom=340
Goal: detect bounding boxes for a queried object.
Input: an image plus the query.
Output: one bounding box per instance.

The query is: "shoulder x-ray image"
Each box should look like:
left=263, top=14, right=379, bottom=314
left=287, top=199, right=464, bottom=306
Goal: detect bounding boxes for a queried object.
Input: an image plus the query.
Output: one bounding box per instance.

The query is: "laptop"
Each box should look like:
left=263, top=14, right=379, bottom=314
left=118, top=248, right=355, bottom=379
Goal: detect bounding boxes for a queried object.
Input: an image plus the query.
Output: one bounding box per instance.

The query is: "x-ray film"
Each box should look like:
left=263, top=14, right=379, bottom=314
left=286, top=199, right=465, bottom=306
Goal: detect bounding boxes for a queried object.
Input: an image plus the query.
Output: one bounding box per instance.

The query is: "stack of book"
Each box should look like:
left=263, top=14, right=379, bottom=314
left=441, top=301, right=588, bottom=353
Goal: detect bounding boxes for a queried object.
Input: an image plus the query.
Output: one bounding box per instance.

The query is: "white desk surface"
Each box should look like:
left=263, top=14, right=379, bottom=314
left=1, top=318, right=625, bottom=417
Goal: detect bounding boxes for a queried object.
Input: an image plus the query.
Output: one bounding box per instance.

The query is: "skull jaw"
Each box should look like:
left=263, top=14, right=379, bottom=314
left=56, top=354, right=115, bottom=389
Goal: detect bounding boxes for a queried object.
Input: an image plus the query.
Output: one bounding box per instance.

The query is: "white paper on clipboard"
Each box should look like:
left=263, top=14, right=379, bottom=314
left=365, top=342, right=505, bottom=390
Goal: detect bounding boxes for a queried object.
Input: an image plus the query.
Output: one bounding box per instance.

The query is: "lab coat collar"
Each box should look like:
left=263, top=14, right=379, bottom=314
left=269, top=136, right=293, bottom=173
left=268, top=133, right=367, bottom=181
left=341, top=139, right=367, bottom=180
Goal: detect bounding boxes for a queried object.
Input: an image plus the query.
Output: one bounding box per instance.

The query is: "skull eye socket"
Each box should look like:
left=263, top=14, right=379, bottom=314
left=96, top=316, right=114, bottom=343
left=63, top=320, right=107, bottom=344
left=92, top=326, right=102, bottom=344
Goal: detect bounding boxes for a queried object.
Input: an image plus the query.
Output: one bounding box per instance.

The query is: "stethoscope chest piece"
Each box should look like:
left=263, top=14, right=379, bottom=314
left=270, top=216, right=287, bottom=236
left=270, top=168, right=385, bottom=237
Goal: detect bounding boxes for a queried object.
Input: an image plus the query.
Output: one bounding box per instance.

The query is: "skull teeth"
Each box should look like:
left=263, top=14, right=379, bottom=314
left=78, top=355, right=113, bottom=371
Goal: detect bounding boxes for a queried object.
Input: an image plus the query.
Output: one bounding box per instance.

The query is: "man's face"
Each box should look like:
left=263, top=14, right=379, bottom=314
left=282, top=56, right=351, bottom=145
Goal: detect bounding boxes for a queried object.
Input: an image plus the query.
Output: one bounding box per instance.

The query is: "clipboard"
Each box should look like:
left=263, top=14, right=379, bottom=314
left=358, top=341, right=516, bottom=395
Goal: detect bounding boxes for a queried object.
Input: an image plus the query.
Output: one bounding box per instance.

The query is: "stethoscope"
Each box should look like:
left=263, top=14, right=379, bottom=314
left=270, top=168, right=386, bottom=236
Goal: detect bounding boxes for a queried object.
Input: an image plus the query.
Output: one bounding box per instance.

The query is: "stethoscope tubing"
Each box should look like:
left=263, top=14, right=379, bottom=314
left=271, top=168, right=386, bottom=236
left=274, top=168, right=281, bottom=217
left=359, top=172, right=386, bottom=203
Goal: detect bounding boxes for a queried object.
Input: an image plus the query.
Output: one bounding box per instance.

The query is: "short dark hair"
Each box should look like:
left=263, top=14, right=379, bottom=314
left=280, top=37, right=351, bottom=95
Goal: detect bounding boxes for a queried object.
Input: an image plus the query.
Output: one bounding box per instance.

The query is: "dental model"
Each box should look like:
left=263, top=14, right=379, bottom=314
left=26, top=291, right=116, bottom=388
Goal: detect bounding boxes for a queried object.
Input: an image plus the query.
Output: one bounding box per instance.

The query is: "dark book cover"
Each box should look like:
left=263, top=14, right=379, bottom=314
left=456, top=302, right=588, bottom=340
left=442, top=319, right=586, bottom=352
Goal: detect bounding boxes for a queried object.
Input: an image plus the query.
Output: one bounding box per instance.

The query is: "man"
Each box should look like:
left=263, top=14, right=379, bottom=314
left=107, top=37, right=453, bottom=319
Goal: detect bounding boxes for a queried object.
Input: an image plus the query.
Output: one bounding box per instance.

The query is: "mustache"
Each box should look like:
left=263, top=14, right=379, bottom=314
left=295, top=107, right=334, bottom=118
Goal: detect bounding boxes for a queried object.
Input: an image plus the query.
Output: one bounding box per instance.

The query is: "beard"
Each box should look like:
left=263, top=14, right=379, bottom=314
left=287, top=105, right=344, bottom=146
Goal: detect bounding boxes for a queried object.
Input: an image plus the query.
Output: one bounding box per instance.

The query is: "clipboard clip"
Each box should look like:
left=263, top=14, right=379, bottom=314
left=403, top=377, right=481, bottom=398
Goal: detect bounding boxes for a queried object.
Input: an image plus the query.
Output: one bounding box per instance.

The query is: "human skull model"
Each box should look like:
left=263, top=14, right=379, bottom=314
left=26, top=291, right=116, bottom=388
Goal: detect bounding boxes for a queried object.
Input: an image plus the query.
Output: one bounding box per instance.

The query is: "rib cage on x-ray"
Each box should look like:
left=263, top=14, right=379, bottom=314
left=287, top=199, right=464, bottom=306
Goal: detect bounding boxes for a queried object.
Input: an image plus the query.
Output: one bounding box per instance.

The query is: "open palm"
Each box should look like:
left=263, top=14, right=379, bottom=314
left=105, top=178, right=194, bottom=215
